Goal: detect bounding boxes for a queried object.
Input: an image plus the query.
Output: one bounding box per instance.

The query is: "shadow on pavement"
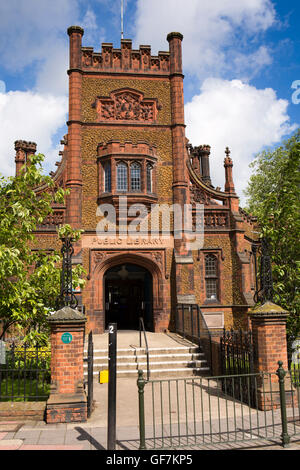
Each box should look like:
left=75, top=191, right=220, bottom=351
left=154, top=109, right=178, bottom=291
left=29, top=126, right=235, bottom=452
left=75, top=427, right=106, bottom=450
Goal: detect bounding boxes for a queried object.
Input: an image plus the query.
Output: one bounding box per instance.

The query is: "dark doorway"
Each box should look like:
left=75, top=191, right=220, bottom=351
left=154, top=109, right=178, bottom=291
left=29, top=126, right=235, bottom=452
left=104, top=264, right=153, bottom=330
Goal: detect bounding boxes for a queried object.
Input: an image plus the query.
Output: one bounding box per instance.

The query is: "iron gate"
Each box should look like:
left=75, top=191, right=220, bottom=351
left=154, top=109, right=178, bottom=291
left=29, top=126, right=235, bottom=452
left=220, top=329, right=256, bottom=407
left=135, top=364, right=300, bottom=450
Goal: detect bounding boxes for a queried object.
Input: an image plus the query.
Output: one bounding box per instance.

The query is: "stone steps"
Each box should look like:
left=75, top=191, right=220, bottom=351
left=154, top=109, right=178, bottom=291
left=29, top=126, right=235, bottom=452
left=84, top=344, right=210, bottom=379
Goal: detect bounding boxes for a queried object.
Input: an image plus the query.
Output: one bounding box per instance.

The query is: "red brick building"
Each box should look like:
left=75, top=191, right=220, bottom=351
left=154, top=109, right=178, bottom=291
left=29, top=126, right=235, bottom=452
left=15, top=26, right=258, bottom=335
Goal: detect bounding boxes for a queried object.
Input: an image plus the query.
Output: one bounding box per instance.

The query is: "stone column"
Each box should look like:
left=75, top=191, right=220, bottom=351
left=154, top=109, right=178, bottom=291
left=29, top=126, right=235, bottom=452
left=167, top=32, right=190, bottom=254
left=167, top=32, right=195, bottom=304
left=46, top=307, right=87, bottom=424
left=66, top=26, right=84, bottom=228
left=249, top=301, right=294, bottom=410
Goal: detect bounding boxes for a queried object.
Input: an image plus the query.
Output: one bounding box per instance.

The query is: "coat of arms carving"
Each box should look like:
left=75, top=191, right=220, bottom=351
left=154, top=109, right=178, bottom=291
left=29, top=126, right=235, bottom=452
left=93, top=88, right=161, bottom=123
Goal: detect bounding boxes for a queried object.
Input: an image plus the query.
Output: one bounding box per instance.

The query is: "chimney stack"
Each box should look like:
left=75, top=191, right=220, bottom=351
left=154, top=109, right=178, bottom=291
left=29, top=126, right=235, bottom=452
left=14, top=140, right=37, bottom=175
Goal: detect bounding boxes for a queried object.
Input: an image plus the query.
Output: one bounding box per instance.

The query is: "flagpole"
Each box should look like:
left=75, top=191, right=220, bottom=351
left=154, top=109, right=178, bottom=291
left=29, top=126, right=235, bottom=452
left=121, top=0, right=124, bottom=40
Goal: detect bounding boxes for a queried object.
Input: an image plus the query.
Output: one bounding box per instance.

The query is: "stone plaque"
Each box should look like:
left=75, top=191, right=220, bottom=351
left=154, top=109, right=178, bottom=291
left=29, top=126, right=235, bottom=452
left=203, top=312, right=224, bottom=329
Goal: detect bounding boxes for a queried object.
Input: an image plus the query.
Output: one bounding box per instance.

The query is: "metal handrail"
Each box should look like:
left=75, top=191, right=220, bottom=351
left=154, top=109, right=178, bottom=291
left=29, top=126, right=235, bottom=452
left=175, top=303, right=213, bottom=371
left=139, top=317, right=150, bottom=382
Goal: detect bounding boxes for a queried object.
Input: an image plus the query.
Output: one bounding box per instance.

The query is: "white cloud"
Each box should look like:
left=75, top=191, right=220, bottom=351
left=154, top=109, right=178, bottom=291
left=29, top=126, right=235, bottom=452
left=185, top=78, right=297, bottom=203
left=34, top=41, right=69, bottom=96
left=0, top=0, right=81, bottom=95
left=134, top=0, right=276, bottom=80
left=0, top=1, right=80, bottom=175
left=82, top=7, right=106, bottom=48
left=0, top=90, right=68, bottom=176
left=0, top=1, right=79, bottom=70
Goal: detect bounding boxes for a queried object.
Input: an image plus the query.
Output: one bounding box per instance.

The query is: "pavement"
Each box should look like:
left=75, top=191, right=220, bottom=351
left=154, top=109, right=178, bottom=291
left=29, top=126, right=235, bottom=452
left=1, top=331, right=300, bottom=451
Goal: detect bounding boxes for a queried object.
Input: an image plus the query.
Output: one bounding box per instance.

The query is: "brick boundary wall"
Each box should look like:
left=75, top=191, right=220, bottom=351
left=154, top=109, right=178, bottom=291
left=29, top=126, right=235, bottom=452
left=0, top=402, right=46, bottom=421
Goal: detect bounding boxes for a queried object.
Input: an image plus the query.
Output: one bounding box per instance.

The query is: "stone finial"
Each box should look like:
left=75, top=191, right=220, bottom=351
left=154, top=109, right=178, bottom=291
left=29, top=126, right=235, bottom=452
left=224, top=147, right=235, bottom=193
left=224, top=147, right=233, bottom=166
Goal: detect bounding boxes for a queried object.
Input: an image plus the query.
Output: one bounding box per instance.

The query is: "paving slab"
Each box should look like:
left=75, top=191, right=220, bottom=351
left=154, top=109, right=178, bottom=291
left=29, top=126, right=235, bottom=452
left=19, top=444, right=84, bottom=450
left=13, top=430, right=42, bottom=445
left=38, top=430, right=67, bottom=445
left=0, top=422, right=23, bottom=432
left=0, top=439, right=23, bottom=449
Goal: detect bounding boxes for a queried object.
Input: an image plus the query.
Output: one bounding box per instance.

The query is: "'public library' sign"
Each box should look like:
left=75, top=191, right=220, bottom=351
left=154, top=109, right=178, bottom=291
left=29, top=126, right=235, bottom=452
left=82, top=236, right=173, bottom=249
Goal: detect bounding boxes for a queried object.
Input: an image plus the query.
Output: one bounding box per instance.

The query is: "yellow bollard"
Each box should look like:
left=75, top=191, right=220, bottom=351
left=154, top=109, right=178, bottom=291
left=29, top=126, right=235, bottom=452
left=99, top=369, right=109, bottom=384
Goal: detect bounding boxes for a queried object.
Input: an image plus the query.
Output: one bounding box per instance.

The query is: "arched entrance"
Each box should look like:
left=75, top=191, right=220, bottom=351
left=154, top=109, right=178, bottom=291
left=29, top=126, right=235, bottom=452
left=104, top=263, right=153, bottom=330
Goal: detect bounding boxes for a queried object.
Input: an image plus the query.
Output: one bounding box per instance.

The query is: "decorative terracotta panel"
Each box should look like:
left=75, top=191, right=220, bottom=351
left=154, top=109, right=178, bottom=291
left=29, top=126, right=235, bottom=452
left=93, top=88, right=161, bottom=123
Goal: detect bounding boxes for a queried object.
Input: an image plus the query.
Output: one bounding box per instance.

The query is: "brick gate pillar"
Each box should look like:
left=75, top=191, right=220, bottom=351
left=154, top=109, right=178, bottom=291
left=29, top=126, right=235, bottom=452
left=249, top=301, right=292, bottom=410
left=46, top=307, right=87, bottom=424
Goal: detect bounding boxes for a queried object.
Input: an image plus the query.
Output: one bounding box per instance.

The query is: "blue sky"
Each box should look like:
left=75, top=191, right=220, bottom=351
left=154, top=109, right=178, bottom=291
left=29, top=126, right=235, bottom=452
left=0, top=0, right=299, bottom=204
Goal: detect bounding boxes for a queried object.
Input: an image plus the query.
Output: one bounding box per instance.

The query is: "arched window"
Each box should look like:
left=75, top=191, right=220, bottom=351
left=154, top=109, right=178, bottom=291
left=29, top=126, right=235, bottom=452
left=104, top=163, right=111, bottom=192
left=205, top=254, right=218, bottom=300
left=147, top=164, right=153, bottom=193
left=117, top=162, right=128, bottom=191
left=130, top=162, right=141, bottom=191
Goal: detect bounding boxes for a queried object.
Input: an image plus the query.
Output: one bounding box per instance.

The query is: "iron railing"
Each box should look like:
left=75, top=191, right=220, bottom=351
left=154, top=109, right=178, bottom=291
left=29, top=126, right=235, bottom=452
left=135, top=362, right=300, bottom=450
left=84, top=331, right=94, bottom=418
left=139, top=317, right=150, bottom=382
left=220, top=329, right=256, bottom=406
left=175, top=304, right=212, bottom=371
left=0, top=342, right=50, bottom=402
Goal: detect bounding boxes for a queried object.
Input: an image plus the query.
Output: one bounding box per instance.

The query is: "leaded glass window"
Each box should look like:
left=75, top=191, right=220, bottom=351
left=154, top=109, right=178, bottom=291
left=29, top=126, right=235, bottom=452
left=147, top=164, right=153, bottom=193
left=205, top=254, right=218, bottom=300
left=104, top=163, right=111, bottom=192
left=117, top=162, right=128, bottom=191
left=130, top=162, right=141, bottom=191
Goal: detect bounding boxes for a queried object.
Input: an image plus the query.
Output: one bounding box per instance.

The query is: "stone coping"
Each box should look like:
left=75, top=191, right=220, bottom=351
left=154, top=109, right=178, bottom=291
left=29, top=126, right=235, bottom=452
left=250, top=301, right=289, bottom=317
left=47, top=306, right=87, bottom=323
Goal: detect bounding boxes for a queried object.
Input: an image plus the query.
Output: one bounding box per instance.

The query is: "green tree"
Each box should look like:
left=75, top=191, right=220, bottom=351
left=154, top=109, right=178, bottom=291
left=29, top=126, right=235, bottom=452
left=244, top=129, right=300, bottom=336
left=0, top=153, right=85, bottom=344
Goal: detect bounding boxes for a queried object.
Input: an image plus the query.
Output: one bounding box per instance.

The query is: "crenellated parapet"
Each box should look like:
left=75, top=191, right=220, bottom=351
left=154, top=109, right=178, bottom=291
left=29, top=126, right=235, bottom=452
left=97, top=140, right=157, bottom=159
left=81, top=39, right=170, bottom=74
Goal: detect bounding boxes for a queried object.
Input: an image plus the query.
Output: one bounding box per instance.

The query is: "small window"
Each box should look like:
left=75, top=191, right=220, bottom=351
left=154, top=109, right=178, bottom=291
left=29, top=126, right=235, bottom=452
left=117, top=162, right=128, bottom=191
left=147, top=164, right=153, bottom=193
left=205, top=254, right=218, bottom=300
left=130, top=162, right=141, bottom=191
left=104, top=163, right=111, bottom=192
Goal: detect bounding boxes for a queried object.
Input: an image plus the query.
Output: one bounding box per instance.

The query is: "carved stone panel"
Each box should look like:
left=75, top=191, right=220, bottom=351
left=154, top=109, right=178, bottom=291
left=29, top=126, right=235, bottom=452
left=93, top=88, right=161, bottom=123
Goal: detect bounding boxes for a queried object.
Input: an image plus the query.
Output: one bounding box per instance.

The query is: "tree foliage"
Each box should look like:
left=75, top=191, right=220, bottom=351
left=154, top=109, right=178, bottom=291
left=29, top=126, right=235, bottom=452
left=0, top=154, right=85, bottom=344
left=244, top=129, right=300, bottom=335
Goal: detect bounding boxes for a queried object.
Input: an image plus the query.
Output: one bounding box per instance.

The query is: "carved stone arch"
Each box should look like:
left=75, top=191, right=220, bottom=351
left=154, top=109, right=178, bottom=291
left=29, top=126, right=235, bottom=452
left=91, top=251, right=166, bottom=332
